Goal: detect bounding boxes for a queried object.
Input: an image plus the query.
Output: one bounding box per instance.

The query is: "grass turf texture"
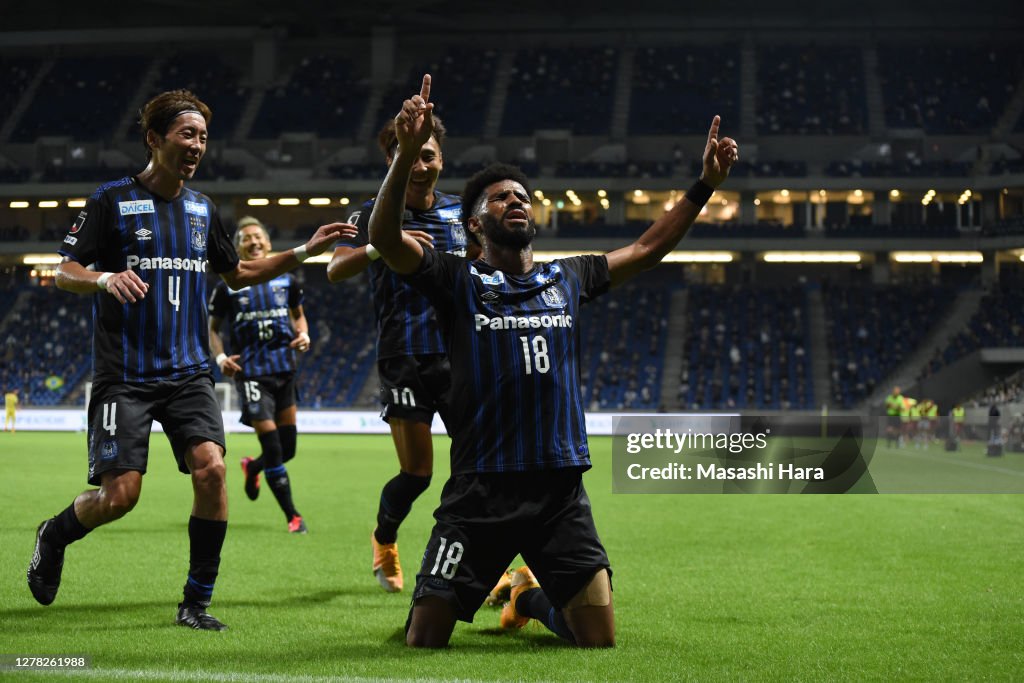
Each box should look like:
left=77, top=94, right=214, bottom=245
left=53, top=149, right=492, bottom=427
left=1, top=432, right=1022, bottom=682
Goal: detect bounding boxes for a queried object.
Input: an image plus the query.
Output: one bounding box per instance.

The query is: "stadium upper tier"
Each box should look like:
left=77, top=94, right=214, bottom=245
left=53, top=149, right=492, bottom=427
left=1, top=38, right=1022, bottom=181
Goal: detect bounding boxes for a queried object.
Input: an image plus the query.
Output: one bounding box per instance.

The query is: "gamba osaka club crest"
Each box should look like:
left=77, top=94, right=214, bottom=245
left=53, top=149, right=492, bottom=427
left=273, top=287, right=288, bottom=306
left=185, top=200, right=208, bottom=253
left=541, top=285, right=567, bottom=308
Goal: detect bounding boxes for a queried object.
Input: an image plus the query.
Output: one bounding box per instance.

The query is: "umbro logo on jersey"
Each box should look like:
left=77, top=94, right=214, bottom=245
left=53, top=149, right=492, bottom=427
left=118, top=200, right=155, bottom=215
left=481, top=291, right=500, bottom=302
left=135, top=228, right=153, bottom=241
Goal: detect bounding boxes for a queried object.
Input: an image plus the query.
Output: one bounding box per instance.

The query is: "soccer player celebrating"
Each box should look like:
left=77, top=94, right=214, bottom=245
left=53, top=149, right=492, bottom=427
left=27, top=90, right=354, bottom=630
left=209, top=216, right=311, bottom=534
left=327, top=111, right=471, bottom=592
left=369, top=75, right=738, bottom=648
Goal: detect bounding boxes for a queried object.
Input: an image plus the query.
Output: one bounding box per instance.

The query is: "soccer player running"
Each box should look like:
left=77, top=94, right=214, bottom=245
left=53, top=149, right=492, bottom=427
left=209, top=216, right=311, bottom=534
left=26, top=90, right=354, bottom=630
left=327, top=110, right=471, bottom=592
left=370, top=75, right=738, bottom=648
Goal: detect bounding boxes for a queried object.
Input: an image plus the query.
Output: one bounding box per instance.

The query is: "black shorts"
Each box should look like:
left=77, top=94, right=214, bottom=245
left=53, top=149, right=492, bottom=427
left=86, top=372, right=226, bottom=485
left=378, top=354, right=450, bottom=425
left=236, top=372, right=297, bottom=427
left=887, top=415, right=900, bottom=430
left=410, top=468, right=611, bottom=623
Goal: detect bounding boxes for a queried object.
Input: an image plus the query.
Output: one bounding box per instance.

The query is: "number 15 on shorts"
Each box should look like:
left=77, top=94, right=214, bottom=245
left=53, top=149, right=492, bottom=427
left=429, top=536, right=464, bottom=580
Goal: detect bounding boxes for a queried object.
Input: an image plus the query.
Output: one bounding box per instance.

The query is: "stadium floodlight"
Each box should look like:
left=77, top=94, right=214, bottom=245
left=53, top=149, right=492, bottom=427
left=340, top=197, right=350, bottom=205
left=22, top=254, right=64, bottom=265
left=762, top=252, right=861, bottom=263
left=890, top=189, right=900, bottom=199
left=532, top=250, right=734, bottom=263
left=277, top=198, right=300, bottom=206
left=892, top=251, right=983, bottom=264
left=935, top=252, right=983, bottom=263
left=67, top=199, right=87, bottom=207
left=308, top=198, right=331, bottom=206
left=37, top=200, right=59, bottom=208
left=247, top=198, right=269, bottom=206
left=9, top=201, right=29, bottom=208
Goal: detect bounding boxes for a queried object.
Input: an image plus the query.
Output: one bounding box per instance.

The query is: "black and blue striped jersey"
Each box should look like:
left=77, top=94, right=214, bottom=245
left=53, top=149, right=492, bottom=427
left=208, top=275, right=303, bottom=378
left=340, top=191, right=467, bottom=360
left=58, top=176, right=238, bottom=383
left=404, top=248, right=611, bottom=475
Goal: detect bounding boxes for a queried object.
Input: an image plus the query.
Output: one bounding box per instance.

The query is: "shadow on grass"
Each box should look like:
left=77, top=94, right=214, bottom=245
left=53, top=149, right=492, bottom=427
left=380, top=625, right=573, bottom=653
left=3, top=589, right=353, bottom=623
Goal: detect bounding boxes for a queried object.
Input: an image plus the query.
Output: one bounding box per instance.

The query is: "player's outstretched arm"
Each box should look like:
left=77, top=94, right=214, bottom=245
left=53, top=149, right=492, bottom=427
left=368, top=74, right=434, bottom=275
left=56, top=257, right=149, bottom=304
left=328, top=230, right=434, bottom=282
left=605, top=116, right=739, bottom=288
left=223, top=222, right=358, bottom=289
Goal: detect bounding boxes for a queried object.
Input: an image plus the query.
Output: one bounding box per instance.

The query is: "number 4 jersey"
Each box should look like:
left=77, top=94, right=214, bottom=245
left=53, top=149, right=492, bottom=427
left=208, top=275, right=303, bottom=377
left=58, top=177, right=239, bottom=383
left=403, top=248, right=611, bottom=475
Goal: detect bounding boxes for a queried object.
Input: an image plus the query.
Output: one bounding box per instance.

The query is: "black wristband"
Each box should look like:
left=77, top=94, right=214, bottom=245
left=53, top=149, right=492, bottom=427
left=685, top=179, right=715, bottom=207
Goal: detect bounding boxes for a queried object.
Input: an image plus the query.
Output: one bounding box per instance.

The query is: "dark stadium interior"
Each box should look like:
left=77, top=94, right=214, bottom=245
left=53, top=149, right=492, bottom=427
left=2, top=1, right=1024, bottom=415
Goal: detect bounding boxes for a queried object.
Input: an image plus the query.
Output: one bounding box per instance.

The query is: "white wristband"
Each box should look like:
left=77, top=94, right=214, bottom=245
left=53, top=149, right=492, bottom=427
left=297, top=331, right=310, bottom=344
left=365, top=244, right=381, bottom=261
left=293, top=245, right=310, bottom=263
left=96, top=272, right=112, bottom=291
left=215, top=353, right=228, bottom=368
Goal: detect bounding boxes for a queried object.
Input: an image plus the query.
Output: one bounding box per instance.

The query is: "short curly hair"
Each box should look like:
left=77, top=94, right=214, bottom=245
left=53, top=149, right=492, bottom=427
left=460, top=162, right=532, bottom=233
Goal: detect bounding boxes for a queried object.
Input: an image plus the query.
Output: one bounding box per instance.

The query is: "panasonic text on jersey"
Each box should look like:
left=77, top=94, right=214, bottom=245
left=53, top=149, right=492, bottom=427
left=126, top=255, right=208, bottom=272
left=474, top=313, right=573, bottom=331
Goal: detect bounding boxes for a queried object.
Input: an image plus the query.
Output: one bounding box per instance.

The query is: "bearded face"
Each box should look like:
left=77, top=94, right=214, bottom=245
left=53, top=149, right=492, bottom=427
left=478, top=209, right=536, bottom=249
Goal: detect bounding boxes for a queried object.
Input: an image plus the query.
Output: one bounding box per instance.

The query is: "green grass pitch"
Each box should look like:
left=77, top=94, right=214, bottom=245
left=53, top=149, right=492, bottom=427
left=1, top=432, right=1023, bottom=681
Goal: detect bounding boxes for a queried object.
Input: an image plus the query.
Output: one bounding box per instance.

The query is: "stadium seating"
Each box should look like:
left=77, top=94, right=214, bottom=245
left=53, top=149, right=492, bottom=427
left=579, top=277, right=673, bottom=411
left=629, top=46, right=741, bottom=135
left=824, top=283, right=953, bottom=408
left=678, top=285, right=814, bottom=410
left=922, top=275, right=1024, bottom=377
left=250, top=53, right=366, bottom=140
left=757, top=45, right=867, bottom=135
left=501, top=46, right=618, bottom=136
left=13, top=56, right=148, bottom=142
left=0, top=287, right=92, bottom=406
left=879, top=45, right=1024, bottom=133
left=294, top=274, right=377, bottom=408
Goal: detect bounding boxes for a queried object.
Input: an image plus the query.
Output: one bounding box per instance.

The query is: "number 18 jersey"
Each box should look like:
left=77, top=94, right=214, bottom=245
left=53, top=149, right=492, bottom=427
left=404, top=248, right=610, bottom=475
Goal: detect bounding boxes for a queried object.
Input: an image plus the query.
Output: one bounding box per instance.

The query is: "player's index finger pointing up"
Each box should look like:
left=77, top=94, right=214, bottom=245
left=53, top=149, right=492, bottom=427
left=420, top=74, right=431, bottom=102
left=707, top=115, right=721, bottom=142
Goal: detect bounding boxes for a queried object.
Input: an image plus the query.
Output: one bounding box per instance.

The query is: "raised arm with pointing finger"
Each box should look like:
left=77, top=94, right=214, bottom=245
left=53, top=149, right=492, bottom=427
left=369, top=75, right=741, bottom=650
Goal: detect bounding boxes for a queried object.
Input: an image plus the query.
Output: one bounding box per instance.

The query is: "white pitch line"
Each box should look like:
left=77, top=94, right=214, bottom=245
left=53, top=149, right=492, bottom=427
left=888, top=448, right=1024, bottom=478
left=22, top=669, right=494, bottom=683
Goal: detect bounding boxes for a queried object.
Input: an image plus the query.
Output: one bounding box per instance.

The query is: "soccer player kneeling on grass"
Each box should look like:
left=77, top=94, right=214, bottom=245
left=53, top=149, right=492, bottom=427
left=26, top=90, right=354, bottom=630
left=369, top=75, right=739, bottom=647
